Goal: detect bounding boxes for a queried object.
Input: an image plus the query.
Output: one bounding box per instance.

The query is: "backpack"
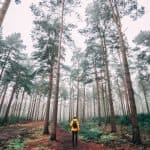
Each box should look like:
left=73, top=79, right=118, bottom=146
left=72, top=120, right=77, bottom=128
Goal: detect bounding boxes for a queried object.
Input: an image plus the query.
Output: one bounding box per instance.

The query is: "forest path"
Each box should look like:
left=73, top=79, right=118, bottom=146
left=0, top=122, right=146, bottom=150
left=25, top=122, right=105, bottom=150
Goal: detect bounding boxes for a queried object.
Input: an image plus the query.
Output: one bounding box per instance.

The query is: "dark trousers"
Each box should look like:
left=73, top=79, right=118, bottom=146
left=72, top=131, right=78, bottom=146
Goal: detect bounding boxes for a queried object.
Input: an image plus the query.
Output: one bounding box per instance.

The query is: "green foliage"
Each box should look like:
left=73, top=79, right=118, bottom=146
left=138, top=113, right=150, bottom=134
left=59, top=121, right=70, bottom=132
left=0, top=116, right=27, bottom=126
left=115, top=115, right=130, bottom=126
left=79, top=127, right=102, bottom=142
left=60, top=120, right=102, bottom=142
left=100, top=133, right=117, bottom=145
left=8, top=137, right=24, bottom=150
left=60, top=114, right=150, bottom=144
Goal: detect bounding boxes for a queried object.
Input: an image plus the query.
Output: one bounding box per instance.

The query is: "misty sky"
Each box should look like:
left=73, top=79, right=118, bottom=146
left=2, top=0, right=150, bottom=61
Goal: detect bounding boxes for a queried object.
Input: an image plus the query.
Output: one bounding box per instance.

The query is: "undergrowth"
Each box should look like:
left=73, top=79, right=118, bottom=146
left=8, top=137, right=24, bottom=150
left=60, top=113, right=150, bottom=145
left=0, top=116, right=28, bottom=126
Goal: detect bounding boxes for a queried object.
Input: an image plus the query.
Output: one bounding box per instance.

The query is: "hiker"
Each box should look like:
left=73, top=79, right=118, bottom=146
left=70, top=116, right=80, bottom=146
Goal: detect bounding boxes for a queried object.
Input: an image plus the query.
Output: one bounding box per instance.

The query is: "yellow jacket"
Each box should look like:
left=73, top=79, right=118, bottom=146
left=70, top=118, right=80, bottom=132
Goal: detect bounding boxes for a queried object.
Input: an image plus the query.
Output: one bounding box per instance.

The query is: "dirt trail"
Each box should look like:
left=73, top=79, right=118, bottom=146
left=0, top=122, right=148, bottom=150
left=25, top=126, right=105, bottom=150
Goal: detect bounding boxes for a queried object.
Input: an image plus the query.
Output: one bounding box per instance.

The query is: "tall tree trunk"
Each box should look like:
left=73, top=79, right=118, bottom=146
left=17, top=90, right=25, bottom=119
left=27, top=95, right=33, bottom=120
left=101, top=82, right=107, bottom=119
left=116, top=78, right=126, bottom=116
left=82, top=85, right=86, bottom=122
left=92, top=85, right=96, bottom=117
left=0, top=84, right=8, bottom=113
left=76, top=77, right=80, bottom=118
left=33, top=95, right=41, bottom=120
left=0, top=49, right=11, bottom=80
left=41, top=103, right=46, bottom=120
left=103, top=32, right=116, bottom=132
left=108, top=0, right=141, bottom=143
left=68, top=80, right=72, bottom=122
left=50, top=0, right=64, bottom=141
left=93, top=61, right=101, bottom=126
left=22, top=94, right=28, bottom=118
left=117, top=46, right=131, bottom=115
left=30, top=95, right=38, bottom=120
left=36, top=96, right=41, bottom=121
left=0, top=85, right=6, bottom=99
left=2, top=83, right=17, bottom=124
left=72, top=87, right=75, bottom=117
left=59, top=98, right=62, bottom=122
left=43, top=59, right=54, bottom=134
left=0, top=0, right=11, bottom=27
left=141, top=83, right=149, bottom=113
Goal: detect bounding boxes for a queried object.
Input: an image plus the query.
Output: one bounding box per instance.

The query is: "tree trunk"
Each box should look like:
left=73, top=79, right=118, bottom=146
left=50, top=0, right=64, bottom=141
left=116, top=78, right=126, bottom=116
left=21, top=94, right=28, bottom=118
left=103, top=32, right=116, bottom=132
left=141, top=83, right=149, bottom=113
left=0, top=84, right=8, bottom=113
left=92, top=85, right=96, bottom=117
left=0, top=0, right=11, bottom=27
left=2, top=83, right=17, bottom=124
left=68, top=79, right=72, bottom=122
left=0, top=49, right=11, bottom=80
left=101, top=82, right=107, bottom=119
left=117, top=45, right=131, bottom=115
left=36, top=96, right=41, bottom=121
left=43, top=57, right=54, bottom=134
left=0, top=85, right=6, bottom=99
left=27, top=95, right=33, bottom=120
left=108, top=0, right=141, bottom=143
left=82, top=85, right=86, bottom=122
left=30, top=95, right=38, bottom=120
left=76, top=77, right=80, bottom=118
left=41, top=103, right=46, bottom=120
left=59, top=98, right=62, bottom=122
left=93, top=61, right=101, bottom=125
left=17, top=90, right=25, bottom=119
left=72, top=87, right=75, bottom=117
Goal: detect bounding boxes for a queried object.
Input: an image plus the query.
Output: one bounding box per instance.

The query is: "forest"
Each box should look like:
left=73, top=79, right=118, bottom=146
left=0, top=0, right=149, bottom=149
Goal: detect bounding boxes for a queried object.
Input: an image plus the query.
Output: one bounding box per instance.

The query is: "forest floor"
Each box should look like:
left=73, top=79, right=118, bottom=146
left=0, top=122, right=149, bottom=150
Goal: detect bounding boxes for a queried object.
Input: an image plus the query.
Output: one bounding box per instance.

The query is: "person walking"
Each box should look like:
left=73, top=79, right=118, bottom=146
left=70, top=116, right=80, bottom=147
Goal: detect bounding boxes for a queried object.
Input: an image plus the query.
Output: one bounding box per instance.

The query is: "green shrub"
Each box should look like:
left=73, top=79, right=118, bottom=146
left=100, top=133, right=118, bottom=145
left=59, top=121, right=70, bottom=132
left=0, top=116, right=27, bottom=126
left=116, top=115, right=130, bottom=125
left=8, top=137, right=24, bottom=150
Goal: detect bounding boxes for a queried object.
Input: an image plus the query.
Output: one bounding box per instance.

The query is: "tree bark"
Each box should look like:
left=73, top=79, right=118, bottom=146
left=93, top=61, right=101, bottom=125
left=17, top=90, right=25, bottom=119
left=82, top=85, right=86, bottom=122
left=2, top=83, right=17, bottom=124
left=76, top=77, right=80, bottom=118
left=43, top=62, right=54, bottom=134
left=116, top=78, right=126, bottom=115
left=103, top=31, right=116, bottom=132
left=50, top=0, right=64, bottom=141
left=0, top=0, right=11, bottom=27
left=92, top=85, right=96, bottom=117
left=0, top=84, right=8, bottom=113
left=108, top=0, right=141, bottom=143
left=141, top=83, right=149, bottom=113
left=68, top=79, right=72, bottom=122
